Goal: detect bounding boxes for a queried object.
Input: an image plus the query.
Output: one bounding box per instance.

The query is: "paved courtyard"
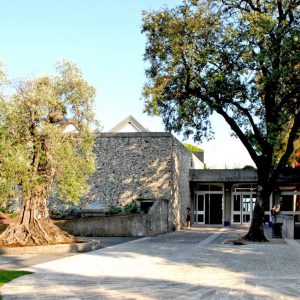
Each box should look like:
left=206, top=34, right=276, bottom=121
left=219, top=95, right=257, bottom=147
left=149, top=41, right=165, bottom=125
left=2, top=226, right=300, bottom=299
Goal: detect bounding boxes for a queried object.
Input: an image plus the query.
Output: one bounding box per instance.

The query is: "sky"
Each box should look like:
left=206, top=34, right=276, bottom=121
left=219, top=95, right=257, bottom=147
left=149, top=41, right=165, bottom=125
left=0, top=0, right=254, bottom=168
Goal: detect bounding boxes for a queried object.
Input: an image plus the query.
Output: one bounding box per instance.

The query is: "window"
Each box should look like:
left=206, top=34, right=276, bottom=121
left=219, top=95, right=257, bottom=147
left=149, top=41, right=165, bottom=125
left=195, top=184, right=223, bottom=192
left=138, top=200, right=154, bottom=214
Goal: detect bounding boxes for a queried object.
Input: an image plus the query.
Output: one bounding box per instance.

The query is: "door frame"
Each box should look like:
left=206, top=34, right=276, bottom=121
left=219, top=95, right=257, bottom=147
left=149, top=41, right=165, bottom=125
left=231, top=192, right=256, bottom=224
left=194, top=192, right=205, bottom=224
left=194, top=191, right=224, bottom=225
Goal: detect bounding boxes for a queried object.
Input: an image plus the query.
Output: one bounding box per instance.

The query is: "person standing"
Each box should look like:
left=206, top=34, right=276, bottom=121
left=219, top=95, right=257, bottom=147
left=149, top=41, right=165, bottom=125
left=271, top=204, right=280, bottom=223
left=186, top=207, right=192, bottom=228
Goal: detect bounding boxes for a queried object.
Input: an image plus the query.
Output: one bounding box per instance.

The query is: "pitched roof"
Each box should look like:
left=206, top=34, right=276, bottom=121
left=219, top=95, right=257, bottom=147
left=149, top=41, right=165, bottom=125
left=109, top=115, right=150, bottom=133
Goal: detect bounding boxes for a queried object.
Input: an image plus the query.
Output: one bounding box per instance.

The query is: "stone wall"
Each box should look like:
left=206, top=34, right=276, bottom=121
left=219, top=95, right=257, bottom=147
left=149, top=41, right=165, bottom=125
left=81, top=132, right=175, bottom=209
left=79, top=132, right=197, bottom=232
left=171, top=139, right=194, bottom=229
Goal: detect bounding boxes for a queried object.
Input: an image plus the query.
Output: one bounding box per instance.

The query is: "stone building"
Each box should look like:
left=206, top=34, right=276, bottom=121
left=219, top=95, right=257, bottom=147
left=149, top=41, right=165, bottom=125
left=59, top=116, right=300, bottom=238
left=82, top=131, right=204, bottom=232
left=78, top=116, right=204, bottom=232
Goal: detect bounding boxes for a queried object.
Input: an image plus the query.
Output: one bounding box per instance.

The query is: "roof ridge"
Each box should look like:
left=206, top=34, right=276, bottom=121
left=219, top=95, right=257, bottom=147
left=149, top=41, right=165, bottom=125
left=109, top=115, right=150, bottom=132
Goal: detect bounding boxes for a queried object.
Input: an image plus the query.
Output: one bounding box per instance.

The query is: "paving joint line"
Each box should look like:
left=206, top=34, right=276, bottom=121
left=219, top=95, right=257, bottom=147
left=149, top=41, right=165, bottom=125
left=195, top=227, right=226, bottom=248
left=285, top=238, right=300, bottom=248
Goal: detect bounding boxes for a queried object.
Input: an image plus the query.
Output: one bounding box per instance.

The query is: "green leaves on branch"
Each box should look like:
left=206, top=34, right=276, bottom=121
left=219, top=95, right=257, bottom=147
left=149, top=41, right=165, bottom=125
left=142, top=0, right=300, bottom=172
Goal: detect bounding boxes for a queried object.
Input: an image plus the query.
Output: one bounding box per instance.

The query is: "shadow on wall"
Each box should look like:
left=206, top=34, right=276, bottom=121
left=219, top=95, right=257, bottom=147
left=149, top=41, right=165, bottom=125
left=76, top=133, right=193, bottom=235
left=119, top=158, right=171, bottom=204
left=81, top=135, right=174, bottom=211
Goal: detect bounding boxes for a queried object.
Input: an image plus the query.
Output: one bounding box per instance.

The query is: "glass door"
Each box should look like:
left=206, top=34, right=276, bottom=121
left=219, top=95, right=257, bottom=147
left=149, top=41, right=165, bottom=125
left=242, top=194, right=251, bottom=223
left=194, top=193, right=205, bottom=224
left=194, top=192, right=223, bottom=224
left=232, top=192, right=256, bottom=224
left=232, top=194, right=241, bottom=223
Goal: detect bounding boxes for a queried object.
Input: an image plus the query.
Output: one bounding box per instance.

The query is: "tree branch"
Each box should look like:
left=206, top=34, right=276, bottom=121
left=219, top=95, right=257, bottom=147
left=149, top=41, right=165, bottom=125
left=272, top=113, right=300, bottom=182
left=277, top=0, right=284, bottom=21
left=231, top=101, right=267, bottom=151
left=216, top=106, right=259, bottom=165
left=276, top=86, right=299, bottom=115
left=243, top=0, right=261, bottom=12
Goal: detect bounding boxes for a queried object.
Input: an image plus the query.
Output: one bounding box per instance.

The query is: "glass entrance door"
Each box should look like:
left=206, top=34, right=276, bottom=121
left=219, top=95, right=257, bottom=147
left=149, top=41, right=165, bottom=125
left=194, top=192, right=223, bottom=224
left=194, top=193, right=205, bottom=224
left=232, top=192, right=256, bottom=224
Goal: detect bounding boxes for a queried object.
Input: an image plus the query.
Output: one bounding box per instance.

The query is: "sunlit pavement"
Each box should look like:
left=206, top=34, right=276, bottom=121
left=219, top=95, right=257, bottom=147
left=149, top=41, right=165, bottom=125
left=2, top=226, right=300, bottom=299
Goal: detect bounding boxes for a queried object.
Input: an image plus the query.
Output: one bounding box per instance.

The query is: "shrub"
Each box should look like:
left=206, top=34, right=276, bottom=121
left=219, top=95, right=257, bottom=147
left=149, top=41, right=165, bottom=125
left=107, top=201, right=142, bottom=216
left=123, top=201, right=138, bottom=214
left=50, top=206, right=81, bottom=219
left=108, top=205, right=122, bottom=215
left=183, top=143, right=204, bottom=153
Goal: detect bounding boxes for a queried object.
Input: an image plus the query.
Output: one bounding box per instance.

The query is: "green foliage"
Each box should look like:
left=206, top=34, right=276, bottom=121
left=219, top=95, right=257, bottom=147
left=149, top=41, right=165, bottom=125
left=50, top=206, right=81, bottom=219
left=0, top=207, right=18, bottom=217
left=107, top=205, right=122, bottom=215
left=108, top=201, right=141, bottom=216
left=8, top=212, right=17, bottom=218
left=0, top=61, right=97, bottom=209
left=183, top=143, right=203, bottom=153
left=0, top=270, right=32, bottom=287
left=123, top=201, right=138, bottom=214
left=142, top=0, right=300, bottom=179
left=243, top=165, right=257, bottom=170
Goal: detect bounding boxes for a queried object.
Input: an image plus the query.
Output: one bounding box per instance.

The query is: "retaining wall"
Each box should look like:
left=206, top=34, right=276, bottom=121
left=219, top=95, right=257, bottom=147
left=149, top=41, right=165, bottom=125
left=55, top=199, right=169, bottom=237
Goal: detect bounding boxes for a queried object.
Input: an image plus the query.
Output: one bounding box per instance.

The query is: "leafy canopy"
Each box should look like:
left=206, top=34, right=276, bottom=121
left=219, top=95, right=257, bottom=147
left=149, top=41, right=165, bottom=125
left=0, top=61, right=97, bottom=207
left=142, top=0, right=300, bottom=175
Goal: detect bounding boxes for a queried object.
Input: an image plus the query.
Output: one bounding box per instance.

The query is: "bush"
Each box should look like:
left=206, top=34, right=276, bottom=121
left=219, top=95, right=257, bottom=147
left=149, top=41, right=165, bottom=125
left=0, top=207, right=18, bottom=218
left=108, top=205, right=122, bottom=215
left=50, top=206, right=81, bottom=219
left=123, top=201, right=138, bottom=214
left=183, top=143, right=204, bottom=153
left=107, top=201, right=142, bottom=216
left=9, top=212, right=18, bottom=218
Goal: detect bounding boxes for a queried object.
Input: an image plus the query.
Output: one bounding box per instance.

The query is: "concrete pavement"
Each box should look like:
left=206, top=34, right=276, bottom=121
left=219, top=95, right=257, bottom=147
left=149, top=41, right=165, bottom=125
left=0, top=237, right=138, bottom=270
left=2, top=226, right=300, bottom=299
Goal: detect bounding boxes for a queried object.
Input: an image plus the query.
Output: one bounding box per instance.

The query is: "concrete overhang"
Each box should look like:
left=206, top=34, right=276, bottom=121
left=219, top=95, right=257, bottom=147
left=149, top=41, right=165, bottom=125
left=189, top=169, right=257, bottom=183
left=189, top=168, right=300, bottom=185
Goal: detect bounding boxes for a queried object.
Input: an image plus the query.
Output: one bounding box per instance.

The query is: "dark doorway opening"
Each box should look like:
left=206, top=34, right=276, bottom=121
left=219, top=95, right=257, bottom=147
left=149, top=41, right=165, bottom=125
left=205, top=194, right=223, bottom=224
left=139, top=200, right=154, bottom=214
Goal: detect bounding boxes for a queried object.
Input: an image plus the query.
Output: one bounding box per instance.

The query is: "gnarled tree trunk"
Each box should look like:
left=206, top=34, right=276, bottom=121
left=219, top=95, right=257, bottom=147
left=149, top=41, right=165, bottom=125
left=243, top=181, right=272, bottom=242
left=243, top=200, right=268, bottom=242
left=0, top=191, right=76, bottom=247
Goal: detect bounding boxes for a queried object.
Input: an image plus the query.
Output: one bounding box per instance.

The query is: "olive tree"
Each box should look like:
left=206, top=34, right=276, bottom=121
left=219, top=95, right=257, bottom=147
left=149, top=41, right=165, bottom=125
left=0, top=61, right=96, bottom=246
left=142, top=0, right=300, bottom=240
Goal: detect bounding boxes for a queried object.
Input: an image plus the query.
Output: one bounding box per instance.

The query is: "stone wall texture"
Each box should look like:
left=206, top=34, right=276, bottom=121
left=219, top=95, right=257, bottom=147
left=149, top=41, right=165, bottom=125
left=80, top=132, right=196, bottom=230
left=171, top=138, right=194, bottom=229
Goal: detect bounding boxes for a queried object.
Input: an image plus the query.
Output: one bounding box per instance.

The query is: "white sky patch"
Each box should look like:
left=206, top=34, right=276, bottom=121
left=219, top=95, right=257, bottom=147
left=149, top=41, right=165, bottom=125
left=200, top=137, right=255, bottom=169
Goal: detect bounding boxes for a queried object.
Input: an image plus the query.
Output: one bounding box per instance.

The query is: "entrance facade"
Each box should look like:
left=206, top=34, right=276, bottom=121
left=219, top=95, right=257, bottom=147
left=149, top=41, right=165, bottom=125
left=194, top=185, right=223, bottom=224
left=190, top=169, right=300, bottom=228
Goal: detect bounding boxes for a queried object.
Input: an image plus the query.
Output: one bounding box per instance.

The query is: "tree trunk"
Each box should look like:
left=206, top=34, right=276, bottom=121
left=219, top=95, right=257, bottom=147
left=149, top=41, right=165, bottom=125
left=0, top=192, right=76, bottom=247
left=243, top=184, right=271, bottom=242
left=243, top=200, right=268, bottom=242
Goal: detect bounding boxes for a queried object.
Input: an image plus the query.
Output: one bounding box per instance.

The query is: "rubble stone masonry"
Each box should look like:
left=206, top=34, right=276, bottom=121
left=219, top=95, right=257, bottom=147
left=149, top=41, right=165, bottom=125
left=81, top=132, right=194, bottom=229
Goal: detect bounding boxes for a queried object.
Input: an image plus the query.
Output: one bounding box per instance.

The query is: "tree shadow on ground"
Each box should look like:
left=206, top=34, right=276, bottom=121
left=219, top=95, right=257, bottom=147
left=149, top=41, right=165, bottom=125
left=2, top=227, right=299, bottom=299
left=2, top=271, right=298, bottom=300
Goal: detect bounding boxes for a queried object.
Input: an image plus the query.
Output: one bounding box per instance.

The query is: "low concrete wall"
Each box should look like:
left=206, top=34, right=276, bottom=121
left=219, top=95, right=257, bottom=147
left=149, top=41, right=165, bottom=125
left=277, top=215, right=294, bottom=238
left=55, top=199, right=169, bottom=237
